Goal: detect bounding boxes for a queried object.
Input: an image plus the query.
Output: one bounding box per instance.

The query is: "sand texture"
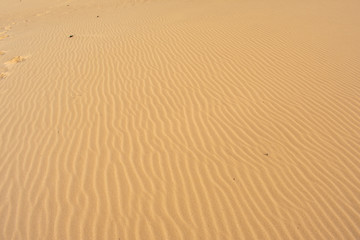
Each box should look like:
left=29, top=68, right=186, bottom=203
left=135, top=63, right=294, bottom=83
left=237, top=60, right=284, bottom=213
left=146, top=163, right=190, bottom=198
left=1, top=0, right=360, bottom=239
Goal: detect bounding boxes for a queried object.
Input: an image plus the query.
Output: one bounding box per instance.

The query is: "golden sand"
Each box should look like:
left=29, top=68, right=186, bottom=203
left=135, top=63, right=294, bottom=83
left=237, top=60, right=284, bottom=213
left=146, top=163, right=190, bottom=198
left=1, top=0, right=360, bottom=239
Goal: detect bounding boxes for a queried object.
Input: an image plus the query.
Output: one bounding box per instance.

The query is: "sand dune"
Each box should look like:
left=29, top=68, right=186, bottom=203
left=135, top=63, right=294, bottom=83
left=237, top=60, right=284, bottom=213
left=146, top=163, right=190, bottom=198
left=1, top=0, right=360, bottom=239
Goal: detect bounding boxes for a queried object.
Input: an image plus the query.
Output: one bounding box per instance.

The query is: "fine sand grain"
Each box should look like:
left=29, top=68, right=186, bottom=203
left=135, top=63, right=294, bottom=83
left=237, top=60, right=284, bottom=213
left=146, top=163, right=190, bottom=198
left=1, top=0, right=360, bottom=239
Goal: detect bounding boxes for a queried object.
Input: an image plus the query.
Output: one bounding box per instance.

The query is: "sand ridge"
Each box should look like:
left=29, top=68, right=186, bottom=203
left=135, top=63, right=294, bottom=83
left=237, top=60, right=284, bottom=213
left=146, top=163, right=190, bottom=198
left=0, top=0, right=360, bottom=239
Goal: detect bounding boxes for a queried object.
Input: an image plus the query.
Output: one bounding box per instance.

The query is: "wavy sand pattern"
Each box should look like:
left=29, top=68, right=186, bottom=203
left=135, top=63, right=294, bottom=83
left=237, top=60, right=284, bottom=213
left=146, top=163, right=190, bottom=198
left=0, top=0, right=360, bottom=239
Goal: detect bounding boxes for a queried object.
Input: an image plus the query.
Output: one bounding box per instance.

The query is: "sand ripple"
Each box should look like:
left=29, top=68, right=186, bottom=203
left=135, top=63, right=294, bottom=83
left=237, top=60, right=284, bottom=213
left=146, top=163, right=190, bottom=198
left=1, top=0, right=360, bottom=239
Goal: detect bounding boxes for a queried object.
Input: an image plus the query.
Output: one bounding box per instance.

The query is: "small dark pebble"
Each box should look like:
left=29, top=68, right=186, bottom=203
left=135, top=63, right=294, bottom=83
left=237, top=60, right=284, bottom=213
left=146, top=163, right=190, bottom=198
left=69, top=35, right=74, bottom=38
left=97, top=16, right=99, bottom=18
left=264, top=153, right=269, bottom=156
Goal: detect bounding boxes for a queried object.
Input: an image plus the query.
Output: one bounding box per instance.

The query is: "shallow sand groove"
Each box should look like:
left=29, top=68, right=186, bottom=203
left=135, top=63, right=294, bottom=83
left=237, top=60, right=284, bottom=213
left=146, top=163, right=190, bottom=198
left=0, top=0, right=360, bottom=239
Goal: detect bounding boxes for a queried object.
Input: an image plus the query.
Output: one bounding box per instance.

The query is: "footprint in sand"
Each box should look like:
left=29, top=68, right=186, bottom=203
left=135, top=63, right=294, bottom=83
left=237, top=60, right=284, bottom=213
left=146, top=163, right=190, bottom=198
left=6, top=56, right=26, bottom=65
left=0, top=26, right=11, bottom=40
left=0, top=51, right=7, bottom=79
left=0, top=72, right=7, bottom=80
left=1, top=56, right=27, bottom=78
left=0, top=34, right=9, bottom=40
left=0, top=65, right=8, bottom=80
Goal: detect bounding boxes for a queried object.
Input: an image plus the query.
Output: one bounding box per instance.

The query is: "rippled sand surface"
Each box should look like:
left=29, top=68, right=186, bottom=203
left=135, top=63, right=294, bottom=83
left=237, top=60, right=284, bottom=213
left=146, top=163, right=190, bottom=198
left=1, top=0, right=360, bottom=239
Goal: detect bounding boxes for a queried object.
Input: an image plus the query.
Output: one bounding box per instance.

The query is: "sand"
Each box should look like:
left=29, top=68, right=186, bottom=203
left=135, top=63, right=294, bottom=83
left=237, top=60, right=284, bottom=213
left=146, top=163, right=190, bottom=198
left=1, top=0, right=360, bottom=239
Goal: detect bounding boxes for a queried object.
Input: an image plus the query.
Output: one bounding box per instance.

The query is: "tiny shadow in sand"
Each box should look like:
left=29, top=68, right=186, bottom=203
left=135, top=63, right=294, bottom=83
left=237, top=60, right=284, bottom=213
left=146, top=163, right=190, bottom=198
left=97, top=16, right=99, bottom=18
left=264, top=153, right=269, bottom=156
left=69, top=35, right=74, bottom=38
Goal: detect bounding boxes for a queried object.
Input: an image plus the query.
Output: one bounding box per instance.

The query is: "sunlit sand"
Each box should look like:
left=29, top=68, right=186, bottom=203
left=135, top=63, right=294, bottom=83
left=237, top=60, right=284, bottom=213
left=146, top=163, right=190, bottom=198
left=1, top=0, right=360, bottom=239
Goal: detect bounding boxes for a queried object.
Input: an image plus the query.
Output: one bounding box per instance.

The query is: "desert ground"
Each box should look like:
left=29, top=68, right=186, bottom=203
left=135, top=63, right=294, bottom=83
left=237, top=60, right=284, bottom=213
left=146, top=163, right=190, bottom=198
left=1, top=0, right=360, bottom=239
